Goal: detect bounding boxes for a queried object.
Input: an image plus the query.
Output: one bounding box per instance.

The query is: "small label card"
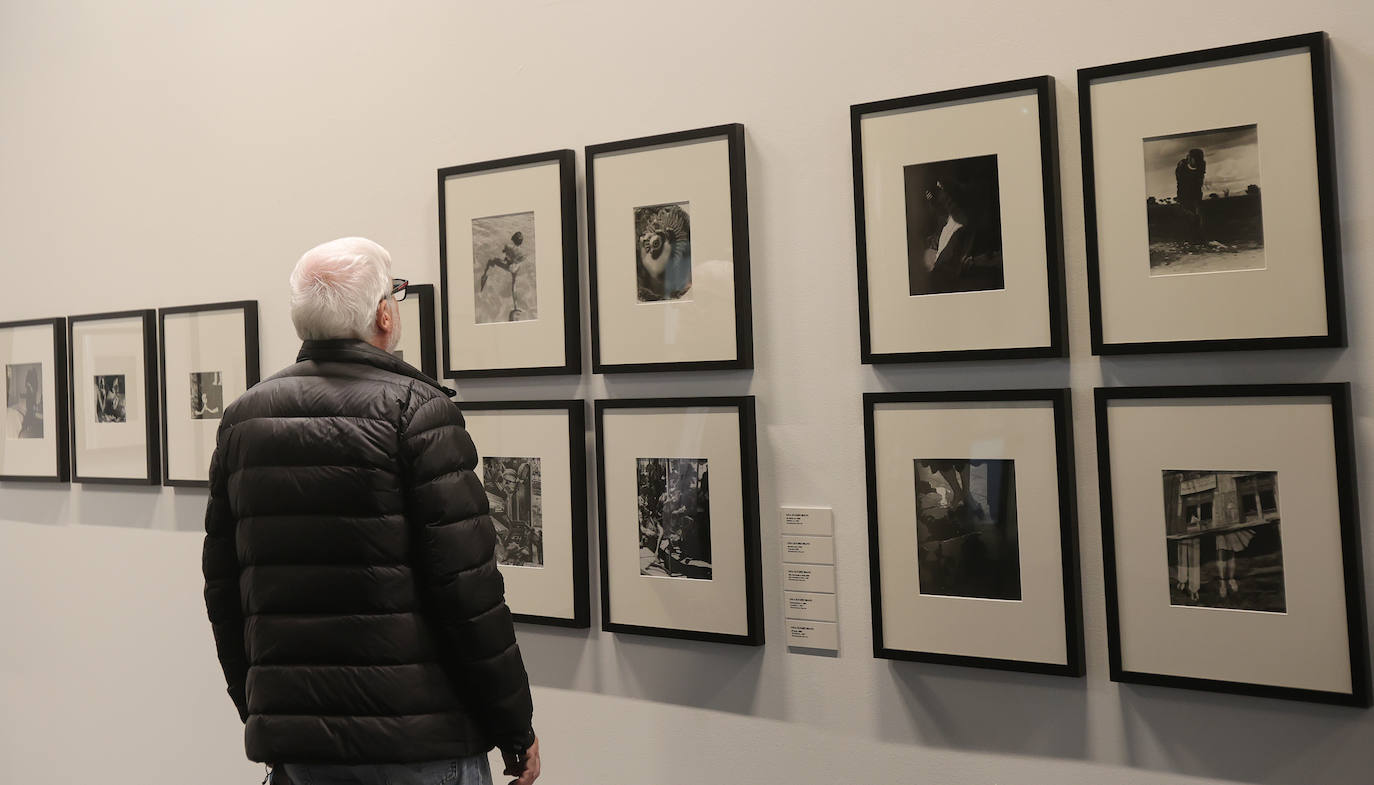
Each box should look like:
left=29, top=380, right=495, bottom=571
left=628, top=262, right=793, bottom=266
left=779, top=506, right=838, bottom=652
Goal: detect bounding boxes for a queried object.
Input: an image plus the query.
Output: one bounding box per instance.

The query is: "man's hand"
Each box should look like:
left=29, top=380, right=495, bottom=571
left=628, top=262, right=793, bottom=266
left=501, top=736, right=541, bottom=785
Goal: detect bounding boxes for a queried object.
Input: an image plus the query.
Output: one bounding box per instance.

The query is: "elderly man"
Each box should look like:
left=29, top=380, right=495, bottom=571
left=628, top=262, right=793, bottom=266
left=202, top=237, right=540, bottom=785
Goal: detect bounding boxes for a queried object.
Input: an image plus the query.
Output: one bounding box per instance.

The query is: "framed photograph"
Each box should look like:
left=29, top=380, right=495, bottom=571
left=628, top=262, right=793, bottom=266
left=460, top=399, right=589, bottom=628
left=68, top=310, right=159, bottom=484
left=865, top=389, right=1083, bottom=675
left=438, top=149, right=581, bottom=378
left=853, top=77, right=1067, bottom=363
left=1096, top=384, right=1369, bottom=705
left=0, top=317, right=70, bottom=482
left=1080, top=32, right=1344, bottom=354
left=595, top=397, right=763, bottom=644
left=159, top=301, right=260, bottom=487
left=586, top=124, right=753, bottom=373
left=393, top=283, right=437, bottom=379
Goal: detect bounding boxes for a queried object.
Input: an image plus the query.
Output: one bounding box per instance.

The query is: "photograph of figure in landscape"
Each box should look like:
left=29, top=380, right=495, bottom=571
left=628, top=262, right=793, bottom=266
left=484, top=456, right=543, bottom=568
left=472, top=211, right=538, bottom=324
left=94, top=374, right=126, bottom=424
left=1143, top=124, right=1265, bottom=276
left=637, top=457, right=711, bottom=579
left=634, top=202, right=693, bottom=302
left=914, top=458, right=1021, bottom=600
left=1162, top=470, right=1286, bottom=613
left=903, top=154, right=1005, bottom=296
left=4, top=362, right=42, bottom=439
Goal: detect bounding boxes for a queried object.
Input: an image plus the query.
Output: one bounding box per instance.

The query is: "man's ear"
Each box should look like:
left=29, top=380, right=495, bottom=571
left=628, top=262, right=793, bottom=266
left=376, top=299, right=392, bottom=331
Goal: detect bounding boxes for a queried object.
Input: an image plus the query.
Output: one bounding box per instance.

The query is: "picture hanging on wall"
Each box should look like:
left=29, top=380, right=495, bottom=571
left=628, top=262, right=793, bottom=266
left=1096, top=384, right=1369, bottom=706
left=0, top=317, right=70, bottom=482
left=595, top=396, right=763, bottom=644
left=1079, top=32, right=1344, bottom=354
left=393, top=283, right=437, bottom=379
left=586, top=124, right=754, bottom=373
left=69, top=309, right=159, bottom=484
left=159, top=301, right=260, bottom=487
left=852, top=76, right=1067, bottom=363
left=461, top=399, right=589, bottom=627
left=438, top=149, right=581, bottom=378
left=865, top=389, right=1084, bottom=676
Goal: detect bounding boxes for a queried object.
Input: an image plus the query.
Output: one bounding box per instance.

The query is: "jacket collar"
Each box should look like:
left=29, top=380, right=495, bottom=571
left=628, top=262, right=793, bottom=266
left=296, top=339, right=455, bottom=397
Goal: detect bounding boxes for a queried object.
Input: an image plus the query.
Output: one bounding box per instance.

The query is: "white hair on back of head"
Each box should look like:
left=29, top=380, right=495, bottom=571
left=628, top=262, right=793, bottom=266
left=289, top=237, right=393, bottom=341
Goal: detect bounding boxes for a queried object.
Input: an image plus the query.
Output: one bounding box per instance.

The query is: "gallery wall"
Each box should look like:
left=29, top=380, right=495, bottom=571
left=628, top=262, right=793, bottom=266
left=3, top=1, right=1374, bottom=783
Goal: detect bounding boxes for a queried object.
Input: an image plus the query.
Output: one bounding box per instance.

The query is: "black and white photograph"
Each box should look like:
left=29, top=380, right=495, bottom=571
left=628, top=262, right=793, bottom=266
left=914, top=458, right=1021, bottom=600
left=1143, top=125, right=1265, bottom=276
left=4, top=362, right=43, bottom=439
left=903, top=155, right=1005, bottom=296
left=471, top=211, right=538, bottom=324
left=189, top=371, right=224, bottom=420
left=637, top=457, right=712, bottom=580
left=483, top=456, right=543, bottom=568
left=634, top=202, right=693, bottom=303
left=93, top=374, right=127, bottom=423
left=1162, top=470, right=1285, bottom=613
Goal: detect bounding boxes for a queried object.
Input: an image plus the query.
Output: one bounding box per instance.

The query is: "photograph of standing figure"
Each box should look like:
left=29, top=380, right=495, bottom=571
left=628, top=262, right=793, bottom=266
left=483, top=456, right=543, bottom=568
left=637, top=457, right=711, bottom=579
left=902, top=154, right=1005, bottom=296
left=189, top=371, right=224, bottom=420
left=4, top=363, right=43, bottom=439
left=634, top=202, right=693, bottom=302
left=914, top=458, right=1021, bottom=600
left=1143, top=124, right=1265, bottom=276
left=1162, top=470, right=1285, bottom=612
left=94, top=374, right=127, bottom=423
left=471, top=211, right=538, bottom=324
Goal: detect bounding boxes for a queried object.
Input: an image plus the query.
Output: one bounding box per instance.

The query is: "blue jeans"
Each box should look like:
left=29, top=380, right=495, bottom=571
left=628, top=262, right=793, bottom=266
left=277, top=756, right=492, bottom=785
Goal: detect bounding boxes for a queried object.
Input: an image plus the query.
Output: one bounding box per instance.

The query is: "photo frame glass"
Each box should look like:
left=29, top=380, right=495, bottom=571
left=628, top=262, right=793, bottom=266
left=0, top=319, right=67, bottom=481
left=70, top=313, right=156, bottom=483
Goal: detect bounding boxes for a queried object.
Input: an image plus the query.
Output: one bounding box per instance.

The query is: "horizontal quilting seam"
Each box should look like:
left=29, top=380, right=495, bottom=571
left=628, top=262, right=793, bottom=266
left=231, top=414, right=396, bottom=426
left=251, top=711, right=468, bottom=719
left=250, top=662, right=440, bottom=671
left=404, top=418, right=462, bottom=442
left=230, top=464, right=393, bottom=477
left=245, top=610, right=416, bottom=618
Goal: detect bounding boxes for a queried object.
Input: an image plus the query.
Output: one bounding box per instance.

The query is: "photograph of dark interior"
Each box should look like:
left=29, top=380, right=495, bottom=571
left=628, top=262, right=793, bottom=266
left=472, top=211, right=538, bottom=324
left=634, top=202, right=693, bottom=303
left=1143, top=124, right=1264, bottom=276
left=1162, top=470, right=1286, bottom=612
left=483, top=456, right=543, bottom=568
left=637, top=457, right=711, bottom=579
left=914, top=458, right=1021, bottom=600
left=903, top=154, right=1005, bottom=296
left=94, top=374, right=127, bottom=424
left=4, top=362, right=43, bottom=439
left=189, top=371, right=224, bottom=420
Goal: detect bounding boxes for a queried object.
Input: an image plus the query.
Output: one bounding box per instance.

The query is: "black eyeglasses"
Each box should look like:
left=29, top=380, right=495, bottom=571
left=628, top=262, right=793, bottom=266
left=386, top=278, right=409, bottom=302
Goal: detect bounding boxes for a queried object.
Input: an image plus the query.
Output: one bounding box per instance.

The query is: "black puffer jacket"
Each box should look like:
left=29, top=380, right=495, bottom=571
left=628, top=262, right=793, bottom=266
left=202, top=339, right=534, bottom=764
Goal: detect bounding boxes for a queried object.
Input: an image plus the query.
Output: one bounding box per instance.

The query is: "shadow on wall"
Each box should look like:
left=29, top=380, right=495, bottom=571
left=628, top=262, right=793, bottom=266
left=0, top=482, right=73, bottom=526
left=609, top=633, right=771, bottom=717
left=515, top=624, right=599, bottom=693
left=877, top=660, right=1089, bottom=760
left=171, top=487, right=210, bottom=533
left=74, top=485, right=162, bottom=529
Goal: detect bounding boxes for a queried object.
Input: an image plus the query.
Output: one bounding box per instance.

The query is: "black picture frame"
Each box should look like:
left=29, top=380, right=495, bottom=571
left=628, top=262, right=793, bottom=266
left=864, top=389, right=1084, bottom=676
left=1079, top=32, right=1343, bottom=355
left=1095, top=383, right=1370, bottom=706
left=68, top=309, right=160, bottom=485
left=0, top=316, right=71, bottom=483
left=399, top=283, right=438, bottom=380
left=458, top=398, right=590, bottom=628
left=586, top=124, right=754, bottom=374
left=157, top=300, right=261, bottom=488
left=438, top=149, right=582, bottom=378
left=852, top=76, right=1068, bottom=363
left=594, top=396, right=764, bottom=645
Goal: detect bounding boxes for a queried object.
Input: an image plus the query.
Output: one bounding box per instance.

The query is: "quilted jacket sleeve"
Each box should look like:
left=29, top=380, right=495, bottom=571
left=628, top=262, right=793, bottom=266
left=202, top=423, right=249, bottom=722
left=401, top=390, right=534, bottom=750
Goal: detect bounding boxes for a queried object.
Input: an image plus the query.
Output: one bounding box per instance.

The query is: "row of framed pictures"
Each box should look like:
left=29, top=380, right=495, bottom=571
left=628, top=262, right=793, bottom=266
left=854, top=31, right=1342, bottom=360
left=0, top=302, right=260, bottom=485
left=865, top=384, right=1368, bottom=707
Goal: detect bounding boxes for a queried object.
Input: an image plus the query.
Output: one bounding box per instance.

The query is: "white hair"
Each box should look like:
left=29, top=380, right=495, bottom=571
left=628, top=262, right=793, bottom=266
left=289, top=237, right=393, bottom=341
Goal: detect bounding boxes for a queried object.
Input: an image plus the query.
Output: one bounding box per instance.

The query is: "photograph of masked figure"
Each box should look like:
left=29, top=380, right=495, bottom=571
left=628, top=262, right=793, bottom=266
left=903, top=154, right=1005, bottom=296
left=637, top=457, right=712, bottom=580
left=483, top=456, right=543, bottom=568
left=634, top=202, right=692, bottom=303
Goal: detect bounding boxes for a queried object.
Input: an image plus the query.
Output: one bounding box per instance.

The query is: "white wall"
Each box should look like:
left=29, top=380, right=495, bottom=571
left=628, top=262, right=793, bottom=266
left=3, top=2, right=1374, bottom=783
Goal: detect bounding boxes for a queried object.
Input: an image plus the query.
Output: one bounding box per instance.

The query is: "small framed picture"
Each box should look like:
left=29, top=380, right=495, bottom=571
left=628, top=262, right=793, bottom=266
left=461, top=400, right=589, bottom=628
left=586, top=124, right=753, bottom=373
left=865, top=389, right=1083, bottom=675
left=853, top=77, right=1067, bottom=362
left=0, top=317, right=70, bottom=482
left=438, top=149, right=581, bottom=378
left=1080, top=32, right=1344, bottom=354
left=1096, top=384, right=1369, bottom=705
left=393, top=283, right=437, bottom=379
left=595, top=396, right=763, bottom=644
left=158, top=301, right=260, bottom=487
left=69, top=309, right=159, bottom=484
